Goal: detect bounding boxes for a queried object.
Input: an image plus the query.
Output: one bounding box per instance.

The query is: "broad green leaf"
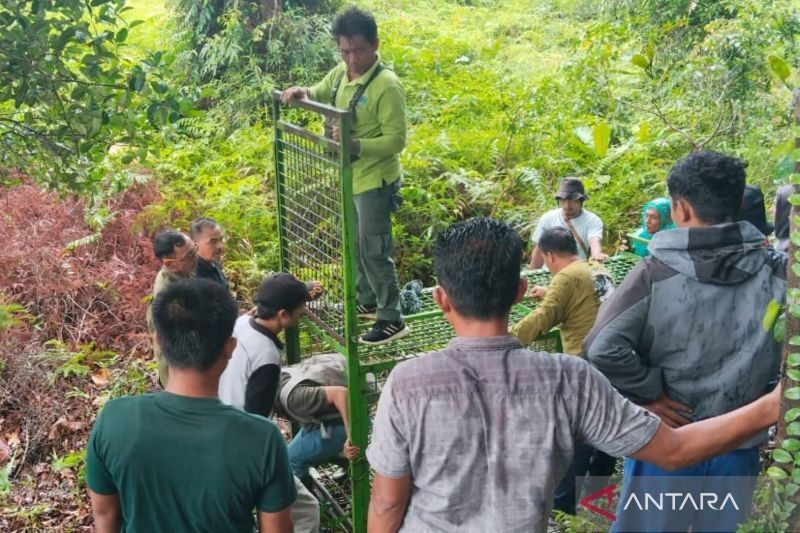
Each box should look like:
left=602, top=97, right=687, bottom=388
left=631, top=54, right=649, bottom=69
left=786, top=388, right=800, bottom=401
left=773, top=449, right=794, bottom=463
left=636, top=122, right=650, bottom=143
left=593, top=122, right=611, bottom=158
left=789, top=369, right=800, bottom=382
left=789, top=353, right=800, bottom=368
left=787, top=408, right=800, bottom=424
left=768, top=55, right=791, bottom=82
left=788, top=421, right=800, bottom=435
left=782, top=438, right=800, bottom=452
left=763, top=299, right=781, bottom=333
left=768, top=466, right=790, bottom=479
left=789, top=336, right=800, bottom=346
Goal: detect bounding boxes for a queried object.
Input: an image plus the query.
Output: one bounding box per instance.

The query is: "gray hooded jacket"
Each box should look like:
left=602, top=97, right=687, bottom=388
left=585, top=221, right=785, bottom=447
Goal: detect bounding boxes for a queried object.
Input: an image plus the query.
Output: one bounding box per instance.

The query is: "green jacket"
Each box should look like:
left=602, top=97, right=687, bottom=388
left=511, top=260, right=605, bottom=355
left=308, top=56, right=406, bottom=195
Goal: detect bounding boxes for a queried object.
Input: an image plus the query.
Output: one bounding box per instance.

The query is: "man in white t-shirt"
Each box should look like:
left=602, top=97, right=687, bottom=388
left=218, top=273, right=323, bottom=533
left=529, top=177, right=607, bottom=269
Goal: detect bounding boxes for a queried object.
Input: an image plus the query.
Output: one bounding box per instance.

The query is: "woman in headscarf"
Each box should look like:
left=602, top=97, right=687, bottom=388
left=629, top=197, right=674, bottom=257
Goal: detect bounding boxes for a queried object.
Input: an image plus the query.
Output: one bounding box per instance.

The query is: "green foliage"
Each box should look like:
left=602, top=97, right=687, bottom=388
left=0, top=457, right=14, bottom=499
left=139, top=123, right=281, bottom=298
left=0, top=0, right=185, bottom=193
left=38, top=341, right=115, bottom=386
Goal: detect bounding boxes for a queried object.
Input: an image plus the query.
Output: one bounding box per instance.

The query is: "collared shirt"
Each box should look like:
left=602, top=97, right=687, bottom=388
left=308, top=55, right=406, bottom=195
left=367, top=335, right=660, bottom=532
left=195, top=257, right=228, bottom=289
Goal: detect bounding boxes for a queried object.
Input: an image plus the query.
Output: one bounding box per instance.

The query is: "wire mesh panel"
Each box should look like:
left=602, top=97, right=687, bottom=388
left=274, top=104, right=354, bottom=345
left=273, top=90, right=641, bottom=531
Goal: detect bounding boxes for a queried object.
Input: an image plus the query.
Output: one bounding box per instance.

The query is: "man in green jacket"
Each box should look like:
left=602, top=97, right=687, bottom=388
left=511, top=227, right=614, bottom=355
left=281, top=6, right=408, bottom=345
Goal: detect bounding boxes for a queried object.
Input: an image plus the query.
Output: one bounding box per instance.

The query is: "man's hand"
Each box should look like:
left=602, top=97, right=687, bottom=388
left=643, top=393, right=692, bottom=428
left=281, top=86, right=308, bottom=104
left=331, top=125, right=361, bottom=155
left=343, top=438, right=361, bottom=460
left=528, top=285, right=547, bottom=299
left=592, top=252, right=609, bottom=262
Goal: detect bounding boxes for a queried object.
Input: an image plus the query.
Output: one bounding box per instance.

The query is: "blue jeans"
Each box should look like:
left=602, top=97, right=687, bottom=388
left=612, top=448, right=760, bottom=533
left=288, top=421, right=347, bottom=479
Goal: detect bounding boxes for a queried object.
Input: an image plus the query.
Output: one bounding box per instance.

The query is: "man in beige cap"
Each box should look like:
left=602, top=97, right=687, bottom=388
left=529, top=177, right=607, bottom=269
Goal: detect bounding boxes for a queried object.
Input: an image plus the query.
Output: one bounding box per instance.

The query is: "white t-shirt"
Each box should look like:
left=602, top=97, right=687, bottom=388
left=218, top=315, right=282, bottom=410
left=532, top=208, right=604, bottom=260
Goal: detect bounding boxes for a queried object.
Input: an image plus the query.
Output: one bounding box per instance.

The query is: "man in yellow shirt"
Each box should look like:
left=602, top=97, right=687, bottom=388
left=510, top=226, right=616, bottom=515
left=511, top=227, right=614, bottom=355
left=281, top=6, right=408, bottom=345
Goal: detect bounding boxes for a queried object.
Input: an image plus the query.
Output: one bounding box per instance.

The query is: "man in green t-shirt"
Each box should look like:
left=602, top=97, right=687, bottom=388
left=87, top=278, right=296, bottom=532
left=281, top=6, right=409, bottom=345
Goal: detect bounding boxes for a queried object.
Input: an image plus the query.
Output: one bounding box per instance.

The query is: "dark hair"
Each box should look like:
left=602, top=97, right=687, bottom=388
left=332, top=6, right=378, bottom=44
left=667, top=150, right=746, bottom=224
left=538, top=227, right=578, bottom=255
left=151, top=278, right=238, bottom=371
left=433, top=217, right=524, bottom=320
left=153, top=231, right=187, bottom=260
left=190, top=217, right=220, bottom=240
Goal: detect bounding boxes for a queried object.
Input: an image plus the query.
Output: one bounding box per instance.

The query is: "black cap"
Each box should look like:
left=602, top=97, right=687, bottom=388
left=254, top=273, right=310, bottom=313
left=739, top=185, right=774, bottom=236
left=554, top=177, right=588, bottom=201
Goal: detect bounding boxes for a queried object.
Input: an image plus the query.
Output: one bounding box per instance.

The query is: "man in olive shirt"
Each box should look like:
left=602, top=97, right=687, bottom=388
left=146, top=230, right=198, bottom=387
left=282, top=6, right=408, bottom=345
left=87, top=278, right=296, bottom=532
left=511, top=226, right=614, bottom=355
left=510, top=226, right=616, bottom=515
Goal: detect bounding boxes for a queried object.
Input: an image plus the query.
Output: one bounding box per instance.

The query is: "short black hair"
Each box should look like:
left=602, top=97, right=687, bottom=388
left=433, top=217, right=524, bottom=320
left=153, top=231, right=187, bottom=260
left=667, top=150, right=746, bottom=225
left=151, top=278, right=238, bottom=371
left=332, top=6, right=378, bottom=45
left=537, top=227, right=578, bottom=255
left=190, top=217, right=220, bottom=240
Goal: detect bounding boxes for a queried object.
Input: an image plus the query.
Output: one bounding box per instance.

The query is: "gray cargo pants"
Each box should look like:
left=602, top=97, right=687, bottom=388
left=353, top=179, right=402, bottom=322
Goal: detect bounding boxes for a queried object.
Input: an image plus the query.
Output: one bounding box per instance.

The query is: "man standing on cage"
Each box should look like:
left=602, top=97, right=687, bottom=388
left=281, top=6, right=408, bottom=345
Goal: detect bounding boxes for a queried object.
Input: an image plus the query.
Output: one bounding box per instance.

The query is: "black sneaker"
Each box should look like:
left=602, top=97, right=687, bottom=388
left=360, top=320, right=410, bottom=345
left=355, top=303, right=378, bottom=319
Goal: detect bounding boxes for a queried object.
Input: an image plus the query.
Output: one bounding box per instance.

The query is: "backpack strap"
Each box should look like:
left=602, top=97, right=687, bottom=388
left=330, top=63, right=385, bottom=123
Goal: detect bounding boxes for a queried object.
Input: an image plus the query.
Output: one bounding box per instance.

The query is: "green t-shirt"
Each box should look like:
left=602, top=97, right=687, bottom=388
left=86, top=392, right=296, bottom=532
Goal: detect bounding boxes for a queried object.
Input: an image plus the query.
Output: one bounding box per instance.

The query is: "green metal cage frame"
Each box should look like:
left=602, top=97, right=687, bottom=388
left=272, top=91, right=641, bottom=531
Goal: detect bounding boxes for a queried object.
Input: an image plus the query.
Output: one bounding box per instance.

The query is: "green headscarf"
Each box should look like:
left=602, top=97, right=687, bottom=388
left=631, top=197, right=675, bottom=257
left=640, top=197, right=674, bottom=237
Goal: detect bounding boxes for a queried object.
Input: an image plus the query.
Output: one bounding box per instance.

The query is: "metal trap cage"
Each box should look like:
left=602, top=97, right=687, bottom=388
left=272, top=91, right=640, bottom=531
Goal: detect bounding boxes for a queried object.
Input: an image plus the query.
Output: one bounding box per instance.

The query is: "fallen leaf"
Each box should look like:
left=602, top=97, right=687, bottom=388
left=6, top=431, right=20, bottom=448
left=48, top=417, right=86, bottom=440
left=0, top=438, right=9, bottom=462
left=90, top=368, right=111, bottom=386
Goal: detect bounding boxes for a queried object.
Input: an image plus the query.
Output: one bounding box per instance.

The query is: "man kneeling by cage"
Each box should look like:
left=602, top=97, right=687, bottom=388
left=365, top=217, right=781, bottom=532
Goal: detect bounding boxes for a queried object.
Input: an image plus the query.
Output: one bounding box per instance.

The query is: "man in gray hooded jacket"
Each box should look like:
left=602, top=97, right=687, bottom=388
left=585, top=151, right=785, bottom=532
